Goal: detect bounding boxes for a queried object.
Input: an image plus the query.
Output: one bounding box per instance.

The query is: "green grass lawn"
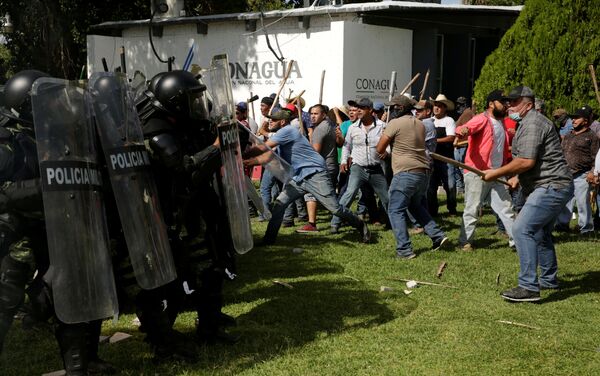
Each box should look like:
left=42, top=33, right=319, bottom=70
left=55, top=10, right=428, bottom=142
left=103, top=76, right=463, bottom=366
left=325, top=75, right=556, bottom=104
left=2, top=202, right=600, bottom=375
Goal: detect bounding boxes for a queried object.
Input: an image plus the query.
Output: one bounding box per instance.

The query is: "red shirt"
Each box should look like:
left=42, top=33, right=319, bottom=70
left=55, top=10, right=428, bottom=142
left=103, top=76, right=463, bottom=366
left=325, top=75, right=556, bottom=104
left=455, top=112, right=511, bottom=172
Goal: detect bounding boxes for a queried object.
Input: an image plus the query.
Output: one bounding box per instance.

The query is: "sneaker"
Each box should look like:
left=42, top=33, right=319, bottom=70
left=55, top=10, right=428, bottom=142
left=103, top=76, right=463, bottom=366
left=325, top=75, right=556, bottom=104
left=431, top=237, right=450, bottom=251
left=296, top=223, right=318, bottom=233
left=357, top=220, right=371, bottom=243
left=500, top=286, right=541, bottom=302
left=282, top=221, right=294, bottom=228
left=396, top=253, right=417, bottom=260
left=461, top=243, right=473, bottom=252
left=329, top=226, right=339, bottom=234
left=409, top=227, right=424, bottom=235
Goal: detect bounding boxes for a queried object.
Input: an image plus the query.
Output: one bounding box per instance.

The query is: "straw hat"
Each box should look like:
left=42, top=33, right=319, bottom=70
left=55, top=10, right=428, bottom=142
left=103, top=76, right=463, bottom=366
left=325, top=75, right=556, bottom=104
left=430, top=94, right=455, bottom=111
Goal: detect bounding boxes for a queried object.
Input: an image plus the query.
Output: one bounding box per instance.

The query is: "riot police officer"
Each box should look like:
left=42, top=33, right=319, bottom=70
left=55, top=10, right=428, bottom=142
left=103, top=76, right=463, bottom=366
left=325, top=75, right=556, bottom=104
left=136, top=70, right=238, bottom=356
left=0, top=70, right=115, bottom=375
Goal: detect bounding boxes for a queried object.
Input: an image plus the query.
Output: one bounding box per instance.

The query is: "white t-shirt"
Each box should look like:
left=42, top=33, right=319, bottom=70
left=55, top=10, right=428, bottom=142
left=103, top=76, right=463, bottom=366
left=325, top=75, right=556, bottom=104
left=433, top=116, right=456, bottom=136
left=491, top=118, right=505, bottom=169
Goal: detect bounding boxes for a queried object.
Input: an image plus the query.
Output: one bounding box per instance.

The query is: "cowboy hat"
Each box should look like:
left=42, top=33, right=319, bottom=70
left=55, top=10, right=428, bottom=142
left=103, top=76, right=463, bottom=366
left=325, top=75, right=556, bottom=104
left=328, top=105, right=350, bottom=123
left=430, top=94, right=455, bottom=111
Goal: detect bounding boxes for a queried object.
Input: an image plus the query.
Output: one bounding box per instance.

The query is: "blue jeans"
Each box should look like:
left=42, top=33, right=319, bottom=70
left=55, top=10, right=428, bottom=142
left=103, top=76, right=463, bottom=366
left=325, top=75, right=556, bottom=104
left=260, top=169, right=279, bottom=215
left=556, top=173, right=593, bottom=233
left=453, top=147, right=466, bottom=191
left=331, top=164, right=389, bottom=228
left=427, top=159, right=457, bottom=216
left=261, top=169, right=305, bottom=223
left=513, top=184, right=573, bottom=292
left=264, top=171, right=362, bottom=243
left=388, top=172, right=446, bottom=257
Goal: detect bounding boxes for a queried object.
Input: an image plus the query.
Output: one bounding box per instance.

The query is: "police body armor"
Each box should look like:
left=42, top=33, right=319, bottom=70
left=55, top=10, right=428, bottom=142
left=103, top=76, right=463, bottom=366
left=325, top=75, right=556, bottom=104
left=31, top=78, right=118, bottom=324
left=89, top=72, right=176, bottom=290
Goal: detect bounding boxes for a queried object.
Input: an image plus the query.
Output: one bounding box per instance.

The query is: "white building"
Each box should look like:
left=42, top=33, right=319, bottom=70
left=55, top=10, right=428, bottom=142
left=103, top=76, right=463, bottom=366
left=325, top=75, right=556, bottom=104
left=88, top=1, right=521, bottom=108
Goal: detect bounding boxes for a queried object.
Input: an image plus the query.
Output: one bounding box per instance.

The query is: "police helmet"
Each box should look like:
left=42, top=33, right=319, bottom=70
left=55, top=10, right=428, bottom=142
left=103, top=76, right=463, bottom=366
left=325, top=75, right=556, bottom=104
left=3, top=70, right=50, bottom=124
left=154, top=70, right=208, bottom=121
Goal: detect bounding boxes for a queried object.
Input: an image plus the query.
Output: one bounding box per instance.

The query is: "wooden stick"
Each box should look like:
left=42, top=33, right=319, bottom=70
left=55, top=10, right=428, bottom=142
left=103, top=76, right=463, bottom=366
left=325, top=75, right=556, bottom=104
left=318, top=70, right=326, bottom=104
left=419, top=69, right=430, bottom=101
left=270, top=60, right=295, bottom=115
left=273, top=280, right=293, bottom=289
left=436, top=261, right=447, bottom=278
left=249, top=91, right=256, bottom=121
left=430, top=152, right=511, bottom=187
left=289, top=90, right=306, bottom=105
left=391, top=278, right=458, bottom=289
left=497, top=320, right=540, bottom=330
left=399, top=73, right=421, bottom=96
left=589, top=64, right=600, bottom=108
left=385, top=71, right=397, bottom=122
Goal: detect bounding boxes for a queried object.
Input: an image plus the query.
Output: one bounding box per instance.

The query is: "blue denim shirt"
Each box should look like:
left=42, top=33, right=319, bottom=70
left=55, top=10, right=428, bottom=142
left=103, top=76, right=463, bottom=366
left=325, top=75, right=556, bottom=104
left=271, top=124, right=326, bottom=182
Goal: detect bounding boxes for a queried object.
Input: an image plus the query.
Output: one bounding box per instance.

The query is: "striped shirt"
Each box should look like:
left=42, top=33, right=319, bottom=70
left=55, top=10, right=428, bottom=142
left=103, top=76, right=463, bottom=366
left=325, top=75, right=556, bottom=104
left=341, top=118, right=386, bottom=167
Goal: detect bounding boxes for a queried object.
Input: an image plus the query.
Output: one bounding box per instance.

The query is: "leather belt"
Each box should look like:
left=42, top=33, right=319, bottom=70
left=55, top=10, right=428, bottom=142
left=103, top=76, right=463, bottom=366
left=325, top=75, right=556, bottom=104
left=406, top=167, right=428, bottom=174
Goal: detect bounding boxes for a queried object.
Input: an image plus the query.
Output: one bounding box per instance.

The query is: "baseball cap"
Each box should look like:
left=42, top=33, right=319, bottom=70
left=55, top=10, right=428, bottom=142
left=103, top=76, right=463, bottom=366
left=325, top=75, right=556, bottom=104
left=236, top=102, right=248, bottom=112
left=569, top=105, right=593, bottom=119
left=265, top=109, right=291, bottom=121
left=503, top=85, right=535, bottom=101
left=373, top=102, right=385, bottom=111
left=384, top=95, right=417, bottom=108
left=486, top=89, right=504, bottom=104
left=284, top=103, right=298, bottom=115
left=261, top=97, right=274, bottom=106
left=348, top=97, right=373, bottom=109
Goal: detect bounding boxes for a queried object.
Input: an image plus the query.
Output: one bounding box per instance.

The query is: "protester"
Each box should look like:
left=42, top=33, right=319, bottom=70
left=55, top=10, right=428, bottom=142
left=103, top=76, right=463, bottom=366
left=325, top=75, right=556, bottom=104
left=330, top=98, right=389, bottom=234
left=455, top=89, right=515, bottom=251
left=555, top=105, right=599, bottom=235
left=377, top=95, right=449, bottom=259
left=297, top=104, right=340, bottom=233
left=427, top=94, right=457, bottom=216
left=484, top=86, right=573, bottom=302
left=244, top=109, right=370, bottom=245
left=553, top=108, right=573, bottom=138
left=236, top=102, right=258, bottom=134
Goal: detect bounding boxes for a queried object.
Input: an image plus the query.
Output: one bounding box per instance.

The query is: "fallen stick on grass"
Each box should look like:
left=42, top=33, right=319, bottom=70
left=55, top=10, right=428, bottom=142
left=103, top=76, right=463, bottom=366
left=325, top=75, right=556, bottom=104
left=497, top=320, right=540, bottom=330
left=391, top=278, right=458, bottom=289
left=436, top=261, right=447, bottom=278
left=273, top=280, right=294, bottom=289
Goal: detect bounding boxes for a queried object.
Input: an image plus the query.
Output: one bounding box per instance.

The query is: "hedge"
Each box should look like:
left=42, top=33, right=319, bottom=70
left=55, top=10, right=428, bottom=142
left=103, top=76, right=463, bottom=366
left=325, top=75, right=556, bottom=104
left=473, top=0, right=600, bottom=114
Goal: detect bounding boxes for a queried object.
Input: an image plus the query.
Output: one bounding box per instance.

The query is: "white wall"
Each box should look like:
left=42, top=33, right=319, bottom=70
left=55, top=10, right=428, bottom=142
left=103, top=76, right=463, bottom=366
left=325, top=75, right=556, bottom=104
left=87, top=14, right=412, bottom=115
left=342, top=21, right=412, bottom=104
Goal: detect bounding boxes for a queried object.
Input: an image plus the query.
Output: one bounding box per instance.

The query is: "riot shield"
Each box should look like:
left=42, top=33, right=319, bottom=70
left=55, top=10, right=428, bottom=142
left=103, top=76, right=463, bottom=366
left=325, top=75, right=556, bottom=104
left=206, top=55, right=253, bottom=254
left=238, top=125, right=293, bottom=184
left=31, top=78, right=118, bottom=324
left=89, top=72, right=176, bottom=290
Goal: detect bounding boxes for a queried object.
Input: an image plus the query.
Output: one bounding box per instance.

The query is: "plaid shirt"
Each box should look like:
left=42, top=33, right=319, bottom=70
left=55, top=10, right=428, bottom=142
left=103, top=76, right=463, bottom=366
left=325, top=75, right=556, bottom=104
left=512, top=110, right=572, bottom=194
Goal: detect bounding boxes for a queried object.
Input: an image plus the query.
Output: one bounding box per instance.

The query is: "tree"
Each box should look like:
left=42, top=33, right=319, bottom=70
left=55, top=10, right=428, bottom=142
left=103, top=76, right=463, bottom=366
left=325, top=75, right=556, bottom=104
left=0, top=0, right=296, bottom=81
left=473, top=0, right=600, bottom=113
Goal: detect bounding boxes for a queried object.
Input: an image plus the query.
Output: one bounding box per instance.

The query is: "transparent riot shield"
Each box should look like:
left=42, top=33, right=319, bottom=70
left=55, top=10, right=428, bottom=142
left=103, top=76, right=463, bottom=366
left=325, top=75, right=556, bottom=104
left=206, top=54, right=253, bottom=254
left=238, top=125, right=293, bottom=184
left=89, top=72, right=176, bottom=290
left=31, top=78, right=118, bottom=324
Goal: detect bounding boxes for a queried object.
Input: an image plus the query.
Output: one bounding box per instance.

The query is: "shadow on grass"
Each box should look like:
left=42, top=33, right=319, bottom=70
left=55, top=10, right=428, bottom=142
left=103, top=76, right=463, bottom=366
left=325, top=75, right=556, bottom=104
left=543, top=270, right=600, bottom=303
left=105, top=276, right=412, bottom=375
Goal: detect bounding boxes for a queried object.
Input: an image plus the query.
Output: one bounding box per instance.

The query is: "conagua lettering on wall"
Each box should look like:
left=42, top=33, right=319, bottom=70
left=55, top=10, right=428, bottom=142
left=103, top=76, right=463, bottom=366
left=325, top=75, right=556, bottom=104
left=228, top=61, right=302, bottom=87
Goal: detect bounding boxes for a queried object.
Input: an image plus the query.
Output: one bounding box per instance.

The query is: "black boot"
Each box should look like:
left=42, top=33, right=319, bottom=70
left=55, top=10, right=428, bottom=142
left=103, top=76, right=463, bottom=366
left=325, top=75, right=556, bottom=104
left=87, top=320, right=116, bottom=375
left=0, top=255, right=30, bottom=354
left=195, top=269, right=240, bottom=345
left=136, top=289, right=198, bottom=363
left=55, top=322, right=89, bottom=376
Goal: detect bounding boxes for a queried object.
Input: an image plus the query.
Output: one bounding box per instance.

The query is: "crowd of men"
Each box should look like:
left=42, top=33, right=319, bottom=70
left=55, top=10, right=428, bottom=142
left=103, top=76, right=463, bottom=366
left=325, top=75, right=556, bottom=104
left=239, top=86, right=600, bottom=303
left=0, top=63, right=598, bottom=375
